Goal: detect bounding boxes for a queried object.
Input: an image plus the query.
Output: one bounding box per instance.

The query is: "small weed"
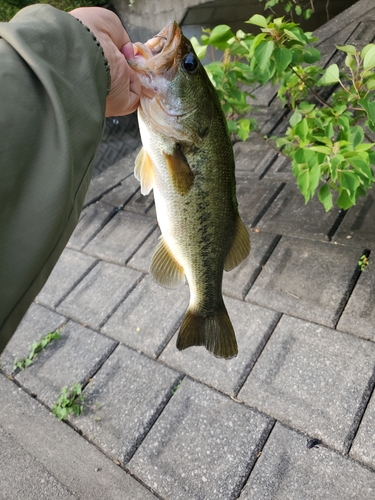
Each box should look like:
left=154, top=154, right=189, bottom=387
left=172, top=380, right=182, bottom=394
left=358, top=254, right=370, bottom=271
left=53, top=383, right=84, bottom=420
left=13, top=329, right=61, bottom=371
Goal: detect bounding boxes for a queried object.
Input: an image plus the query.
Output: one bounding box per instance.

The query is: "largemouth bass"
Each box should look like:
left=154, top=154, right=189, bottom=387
left=129, top=21, right=250, bottom=358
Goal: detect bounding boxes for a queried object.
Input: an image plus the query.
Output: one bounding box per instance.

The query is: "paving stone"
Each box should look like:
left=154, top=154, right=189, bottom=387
left=70, top=344, right=182, bottom=464
left=84, top=151, right=139, bottom=207
left=255, top=183, right=342, bottom=241
left=102, top=275, right=189, bottom=358
left=67, top=201, right=115, bottom=251
left=123, top=189, right=155, bottom=215
left=0, top=374, right=157, bottom=500
left=0, top=425, right=76, bottom=500
left=36, top=249, right=97, bottom=308
left=261, top=154, right=294, bottom=181
left=57, top=261, right=142, bottom=330
left=246, top=236, right=361, bottom=328
left=238, top=315, right=375, bottom=454
left=337, top=263, right=375, bottom=341
left=84, top=211, right=156, bottom=266
left=16, top=321, right=116, bottom=407
left=240, top=423, right=375, bottom=500
left=250, top=107, right=287, bottom=136
left=101, top=174, right=140, bottom=208
left=160, top=298, right=280, bottom=396
left=233, top=133, right=278, bottom=177
left=128, top=377, right=274, bottom=500
left=333, top=192, right=375, bottom=249
left=0, top=303, right=66, bottom=375
left=127, top=227, right=161, bottom=273
left=223, top=232, right=280, bottom=300
left=236, top=177, right=284, bottom=228
left=351, top=388, right=375, bottom=470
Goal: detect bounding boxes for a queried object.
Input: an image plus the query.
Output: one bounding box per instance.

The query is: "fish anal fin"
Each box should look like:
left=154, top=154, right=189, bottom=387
left=163, top=147, right=194, bottom=195
left=176, top=305, right=238, bottom=359
left=135, top=147, right=155, bottom=195
left=150, top=237, right=185, bottom=288
left=224, top=215, right=250, bottom=272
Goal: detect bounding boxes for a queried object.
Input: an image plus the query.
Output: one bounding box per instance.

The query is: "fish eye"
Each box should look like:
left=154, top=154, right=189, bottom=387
left=182, top=53, right=198, bottom=73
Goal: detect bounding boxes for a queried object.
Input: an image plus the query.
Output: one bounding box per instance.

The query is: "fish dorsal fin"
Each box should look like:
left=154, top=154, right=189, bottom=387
left=134, top=147, right=155, bottom=195
left=163, top=147, right=194, bottom=195
left=224, top=215, right=250, bottom=272
left=150, top=236, right=185, bottom=288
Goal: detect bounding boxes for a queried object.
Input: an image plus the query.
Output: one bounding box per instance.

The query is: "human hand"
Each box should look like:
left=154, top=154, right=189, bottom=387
left=69, top=7, right=141, bottom=117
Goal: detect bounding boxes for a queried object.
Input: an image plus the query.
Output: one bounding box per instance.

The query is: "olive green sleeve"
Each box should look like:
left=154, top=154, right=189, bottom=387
left=0, top=5, right=109, bottom=353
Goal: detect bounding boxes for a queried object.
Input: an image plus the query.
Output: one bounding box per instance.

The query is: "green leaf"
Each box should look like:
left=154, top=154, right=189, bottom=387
left=297, top=169, right=310, bottom=202
left=337, top=188, right=354, bottom=210
left=345, top=54, right=355, bottom=68
left=303, top=8, right=313, bottom=19
left=255, top=41, right=274, bottom=72
left=340, top=170, right=360, bottom=202
left=359, top=98, right=375, bottom=125
left=290, top=110, right=302, bottom=127
left=350, top=126, right=365, bottom=149
left=273, top=47, right=293, bottom=75
left=284, top=28, right=303, bottom=43
left=207, top=25, right=234, bottom=49
left=348, top=157, right=375, bottom=181
left=190, top=37, right=207, bottom=59
left=319, top=64, right=340, bottom=84
left=309, top=146, right=331, bottom=154
left=295, top=5, right=302, bottom=15
left=336, top=45, right=357, bottom=55
left=361, top=44, right=375, bottom=61
left=318, top=184, right=333, bottom=211
left=246, top=14, right=268, bottom=28
left=363, top=45, right=375, bottom=70
left=309, top=163, right=321, bottom=197
left=295, top=118, right=309, bottom=142
left=303, top=47, right=321, bottom=64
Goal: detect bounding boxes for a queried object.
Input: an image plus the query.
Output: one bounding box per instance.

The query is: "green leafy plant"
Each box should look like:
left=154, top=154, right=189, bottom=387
left=13, top=329, right=61, bottom=371
left=53, top=383, right=84, bottom=420
left=358, top=254, right=370, bottom=271
left=260, top=0, right=317, bottom=21
left=192, top=15, right=375, bottom=211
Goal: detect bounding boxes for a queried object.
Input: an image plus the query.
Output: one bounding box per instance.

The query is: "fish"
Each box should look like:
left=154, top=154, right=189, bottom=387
left=129, top=20, right=250, bottom=358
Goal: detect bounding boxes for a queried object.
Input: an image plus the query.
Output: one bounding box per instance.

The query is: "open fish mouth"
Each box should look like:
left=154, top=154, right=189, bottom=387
left=130, top=21, right=182, bottom=79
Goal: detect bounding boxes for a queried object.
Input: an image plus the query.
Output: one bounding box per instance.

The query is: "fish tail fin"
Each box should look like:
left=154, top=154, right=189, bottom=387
left=176, top=304, right=238, bottom=359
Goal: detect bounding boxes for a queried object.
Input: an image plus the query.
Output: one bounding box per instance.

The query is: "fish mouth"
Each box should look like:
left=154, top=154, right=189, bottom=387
left=129, top=20, right=189, bottom=97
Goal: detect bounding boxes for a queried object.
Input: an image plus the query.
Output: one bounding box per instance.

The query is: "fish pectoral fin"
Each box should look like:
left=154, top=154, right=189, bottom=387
left=134, top=147, right=155, bottom=195
left=224, top=214, right=250, bottom=272
left=163, top=147, right=194, bottom=195
left=150, top=237, right=185, bottom=288
left=176, top=304, right=238, bottom=359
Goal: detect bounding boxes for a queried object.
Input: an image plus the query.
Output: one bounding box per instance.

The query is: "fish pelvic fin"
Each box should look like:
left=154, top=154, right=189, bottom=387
left=224, top=214, right=250, bottom=272
left=163, top=147, right=194, bottom=195
left=150, top=236, right=185, bottom=288
left=176, top=305, right=238, bottom=359
left=135, top=147, right=155, bottom=195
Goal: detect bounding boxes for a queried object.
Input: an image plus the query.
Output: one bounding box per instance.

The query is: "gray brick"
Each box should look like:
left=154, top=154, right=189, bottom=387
left=84, top=211, right=156, bottom=266
left=16, top=321, right=116, bottom=407
left=102, top=275, right=189, bottom=357
left=261, top=154, right=294, bottom=181
left=128, top=377, right=273, bottom=500
left=223, top=232, right=280, bottom=300
left=246, top=236, right=361, bottom=328
left=236, top=178, right=284, bottom=227
left=337, top=263, right=375, bottom=341
left=351, top=390, right=375, bottom=470
left=238, top=315, right=375, bottom=454
left=0, top=426, right=75, bottom=499
left=123, top=189, right=155, bottom=215
left=240, top=423, right=375, bottom=499
left=333, top=192, right=375, bottom=248
left=67, top=202, right=115, bottom=251
left=233, top=133, right=278, bottom=177
left=70, top=344, right=182, bottom=464
left=0, top=304, right=66, bottom=375
left=0, top=374, right=157, bottom=500
left=127, top=227, right=161, bottom=273
left=36, top=248, right=97, bottom=308
left=160, top=298, right=280, bottom=396
left=57, top=261, right=142, bottom=329
left=101, top=175, right=140, bottom=208
left=84, top=152, right=139, bottom=207
left=255, top=183, right=342, bottom=241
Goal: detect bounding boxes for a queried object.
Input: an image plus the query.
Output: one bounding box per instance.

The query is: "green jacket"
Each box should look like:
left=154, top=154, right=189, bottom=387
left=0, top=5, right=108, bottom=353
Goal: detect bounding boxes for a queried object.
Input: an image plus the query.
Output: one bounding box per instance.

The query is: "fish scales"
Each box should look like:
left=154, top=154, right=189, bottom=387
left=130, top=21, right=250, bottom=358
